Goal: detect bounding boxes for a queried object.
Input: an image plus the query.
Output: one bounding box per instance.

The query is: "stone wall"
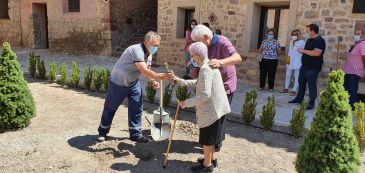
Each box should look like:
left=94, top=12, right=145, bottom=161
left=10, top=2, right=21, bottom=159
left=0, top=0, right=21, bottom=47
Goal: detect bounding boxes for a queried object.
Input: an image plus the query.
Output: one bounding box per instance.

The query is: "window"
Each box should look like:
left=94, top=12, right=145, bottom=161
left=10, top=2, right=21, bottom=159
left=0, top=0, right=9, bottom=19
left=258, top=7, right=289, bottom=51
left=68, top=0, right=80, bottom=12
left=176, top=7, right=195, bottom=38
left=353, top=0, right=365, bottom=13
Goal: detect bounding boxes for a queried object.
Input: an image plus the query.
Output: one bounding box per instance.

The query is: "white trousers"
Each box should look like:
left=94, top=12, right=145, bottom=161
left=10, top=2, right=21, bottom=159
left=284, top=68, right=300, bottom=92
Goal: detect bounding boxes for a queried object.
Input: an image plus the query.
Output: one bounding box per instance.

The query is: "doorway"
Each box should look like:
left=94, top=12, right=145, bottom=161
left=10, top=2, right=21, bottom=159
left=32, top=3, right=48, bottom=49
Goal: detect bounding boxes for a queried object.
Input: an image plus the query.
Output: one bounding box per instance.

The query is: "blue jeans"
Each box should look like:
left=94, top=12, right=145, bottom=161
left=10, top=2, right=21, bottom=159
left=98, top=81, right=143, bottom=138
left=294, top=68, right=321, bottom=105
left=344, top=74, right=360, bottom=109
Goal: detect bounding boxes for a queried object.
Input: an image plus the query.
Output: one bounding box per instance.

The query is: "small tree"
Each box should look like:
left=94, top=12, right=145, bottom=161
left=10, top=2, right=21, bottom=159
left=146, top=82, right=157, bottom=103
left=0, top=42, right=35, bottom=132
left=296, top=70, right=360, bottom=173
left=241, top=90, right=257, bottom=126
left=70, top=61, right=80, bottom=88
left=176, top=85, right=191, bottom=101
left=48, top=61, right=57, bottom=83
left=28, top=51, right=37, bottom=78
left=290, top=102, right=308, bottom=138
left=59, top=63, right=68, bottom=86
left=163, top=83, right=175, bottom=107
left=93, top=66, right=102, bottom=91
left=101, top=68, right=110, bottom=91
left=84, top=65, right=93, bottom=90
left=354, top=102, right=365, bottom=153
left=260, top=94, right=276, bottom=130
left=36, top=58, right=46, bottom=79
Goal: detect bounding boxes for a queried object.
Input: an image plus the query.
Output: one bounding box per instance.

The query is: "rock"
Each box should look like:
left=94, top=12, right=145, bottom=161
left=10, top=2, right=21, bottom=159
left=304, top=10, right=319, bottom=19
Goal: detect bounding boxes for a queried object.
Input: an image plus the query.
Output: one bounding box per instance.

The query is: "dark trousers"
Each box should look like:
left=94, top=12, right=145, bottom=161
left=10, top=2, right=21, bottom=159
left=259, top=59, right=278, bottom=89
left=98, top=81, right=143, bottom=138
left=294, top=68, right=321, bottom=105
left=344, top=74, right=360, bottom=109
left=215, top=93, right=234, bottom=152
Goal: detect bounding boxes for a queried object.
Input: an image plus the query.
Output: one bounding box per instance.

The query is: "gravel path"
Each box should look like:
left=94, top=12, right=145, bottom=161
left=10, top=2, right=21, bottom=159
left=0, top=77, right=363, bottom=173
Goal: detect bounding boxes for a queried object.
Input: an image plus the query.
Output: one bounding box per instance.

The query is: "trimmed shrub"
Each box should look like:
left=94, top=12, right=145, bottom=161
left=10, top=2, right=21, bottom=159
left=70, top=61, right=80, bottom=88
left=28, top=51, right=37, bottom=77
left=84, top=65, right=93, bottom=90
left=146, top=82, right=157, bottom=103
left=0, top=42, right=35, bottom=132
left=296, top=70, right=360, bottom=173
left=290, top=102, right=308, bottom=138
left=354, top=102, right=365, bottom=153
left=176, top=85, right=191, bottom=101
left=241, top=90, right=257, bottom=125
left=59, top=63, right=68, bottom=86
left=37, top=58, right=46, bottom=79
left=48, top=61, right=57, bottom=83
left=163, top=83, right=175, bottom=107
left=93, top=66, right=102, bottom=91
left=260, top=94, right=276, bottom=130
left=101, top=68, right=110, bottom=91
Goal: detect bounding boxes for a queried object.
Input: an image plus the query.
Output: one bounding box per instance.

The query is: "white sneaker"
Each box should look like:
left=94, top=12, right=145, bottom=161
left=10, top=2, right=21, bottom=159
left=96, top=135, right=106, bottom=142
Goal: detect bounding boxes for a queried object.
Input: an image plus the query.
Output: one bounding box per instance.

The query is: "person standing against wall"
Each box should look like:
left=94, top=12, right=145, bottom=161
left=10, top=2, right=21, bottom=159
left=289, top=24, right=326, bottom=110
left=280, top=29, right=305, bottom=96
left=184, top=19, right=198, bottom=79
left=259, top=28, right=281, bottom=91
left=342, top=29, right=365, bottom=109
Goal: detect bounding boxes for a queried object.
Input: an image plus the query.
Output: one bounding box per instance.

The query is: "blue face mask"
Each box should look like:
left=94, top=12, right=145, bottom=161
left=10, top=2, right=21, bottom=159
left=191, top=59, right=199, bottom=68
left=267, top=34, right=274, bottom=40
left=355, top=35, right=361, bottom=42
left=149, top=46, right=158, bottom=55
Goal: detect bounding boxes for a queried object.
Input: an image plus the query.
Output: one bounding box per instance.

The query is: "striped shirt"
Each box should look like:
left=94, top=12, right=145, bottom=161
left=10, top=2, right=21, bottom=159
left=342, top=41, right=365, bottom=78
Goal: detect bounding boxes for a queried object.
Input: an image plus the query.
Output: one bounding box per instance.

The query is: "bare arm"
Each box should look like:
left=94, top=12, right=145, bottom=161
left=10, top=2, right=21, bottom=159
left=135, top=62, right=165, bottom=80
left=220, top=53, right=242, bottom=66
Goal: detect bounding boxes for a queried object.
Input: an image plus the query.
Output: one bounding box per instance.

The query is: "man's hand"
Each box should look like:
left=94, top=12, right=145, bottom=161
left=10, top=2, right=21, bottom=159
left=208, top=59, right=223, bottom=69
left=298, top=48, right=304, bottom=54
left=178, top=100, right=186, bottom=109
left=164, top=72, right=176, bottom=81
left=151, top=80, right=160, bottom=89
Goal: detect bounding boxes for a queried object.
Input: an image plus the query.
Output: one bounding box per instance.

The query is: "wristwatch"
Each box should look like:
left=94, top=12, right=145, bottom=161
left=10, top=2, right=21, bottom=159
left=219, top=61, right=224, bottom=67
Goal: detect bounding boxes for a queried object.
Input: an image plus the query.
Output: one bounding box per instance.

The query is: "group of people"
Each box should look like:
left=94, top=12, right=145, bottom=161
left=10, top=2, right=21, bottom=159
left=94, top=19, right=364, bottom=172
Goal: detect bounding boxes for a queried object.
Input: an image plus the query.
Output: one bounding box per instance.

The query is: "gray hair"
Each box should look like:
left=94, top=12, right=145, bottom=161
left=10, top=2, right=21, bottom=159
left=145, top=31, right=161, bottom=41
left=189, top=42, right=208, bottom=61
left=191, top=24, right=213, bottom=41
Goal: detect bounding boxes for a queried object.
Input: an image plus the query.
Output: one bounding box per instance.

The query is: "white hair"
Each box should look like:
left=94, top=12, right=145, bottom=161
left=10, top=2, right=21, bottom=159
left=145, top=31, right=161, bottom=41
left=189, top=42, right=208, bottom=61
left=191, top=24, right=213, bottom=41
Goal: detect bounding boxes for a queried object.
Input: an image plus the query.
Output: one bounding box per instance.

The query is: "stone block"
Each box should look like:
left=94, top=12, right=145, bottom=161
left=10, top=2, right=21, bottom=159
left=334, top=19, right=349, bottom=23
left=304, top=10, right=319, bottom=19
left=324, top=23, right=337, bottom=30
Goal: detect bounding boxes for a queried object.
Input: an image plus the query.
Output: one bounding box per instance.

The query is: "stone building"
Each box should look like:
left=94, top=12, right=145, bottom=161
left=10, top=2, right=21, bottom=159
left=0, top=0, right=157, bottom=55
left=157, top=0, right=365, bottom=86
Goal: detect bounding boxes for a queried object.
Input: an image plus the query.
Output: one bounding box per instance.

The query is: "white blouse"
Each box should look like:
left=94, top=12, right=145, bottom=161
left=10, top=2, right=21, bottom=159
left=288, top=39, right=306, bottom=69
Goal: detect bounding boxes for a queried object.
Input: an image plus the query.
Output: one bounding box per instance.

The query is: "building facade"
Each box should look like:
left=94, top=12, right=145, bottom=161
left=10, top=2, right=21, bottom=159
left=157, top=0, right=365, bottom=86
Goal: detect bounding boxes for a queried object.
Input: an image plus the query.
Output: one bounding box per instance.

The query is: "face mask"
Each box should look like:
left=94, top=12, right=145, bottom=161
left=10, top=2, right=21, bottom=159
left=292, top=36, right=298, bottom=40
left=355, top=35, right=361, bottom=42
left=149, top=46, right=158, bottom=55
left=267, top=34, right=274, bottom=40
left=191, top=59, right=199, bottom=68
left=304, top=33, right=310, bottom=39
left=191, top=25, right=196, bottom=29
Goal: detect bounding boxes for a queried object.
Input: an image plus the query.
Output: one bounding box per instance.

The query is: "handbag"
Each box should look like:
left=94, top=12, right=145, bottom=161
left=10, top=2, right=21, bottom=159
left=286, top=56, right=291, bottom=65
left=256, top=53, right=264, bottom=62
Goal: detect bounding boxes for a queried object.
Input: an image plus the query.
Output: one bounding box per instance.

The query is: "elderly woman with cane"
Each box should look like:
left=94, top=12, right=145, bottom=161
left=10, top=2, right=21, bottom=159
left=174, top=42, right=231, bottom=173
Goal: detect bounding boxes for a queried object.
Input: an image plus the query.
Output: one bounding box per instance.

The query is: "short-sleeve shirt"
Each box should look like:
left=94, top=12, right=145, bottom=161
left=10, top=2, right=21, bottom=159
left=110, top=43, right=148, bottom=87
left=208, top=34, right=238, bottom=94
left=301, top=36, right=326, bottom=70
left=342, top=41, right=365, bottom=78
left=261, top=40, right=281, bottom=60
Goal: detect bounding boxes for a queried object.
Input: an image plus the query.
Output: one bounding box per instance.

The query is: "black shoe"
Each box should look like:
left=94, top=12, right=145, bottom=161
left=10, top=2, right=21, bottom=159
left=129, top=136, right=150, bottom=143
left=288, top=99, right=301, bottom=104
left=307, top=104, right=315, bottom=110
left=197, top=158, right=218, bottom=168
left=191, top=163, right=214, bottom=173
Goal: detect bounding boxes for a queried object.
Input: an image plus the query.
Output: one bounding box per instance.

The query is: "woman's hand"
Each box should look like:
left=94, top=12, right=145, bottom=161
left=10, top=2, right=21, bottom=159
left=178, top=100, right=186, bottom=109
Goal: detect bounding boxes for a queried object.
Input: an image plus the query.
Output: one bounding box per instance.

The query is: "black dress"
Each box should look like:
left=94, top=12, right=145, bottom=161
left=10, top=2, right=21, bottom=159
left=199, top=115, right=227, bottom=146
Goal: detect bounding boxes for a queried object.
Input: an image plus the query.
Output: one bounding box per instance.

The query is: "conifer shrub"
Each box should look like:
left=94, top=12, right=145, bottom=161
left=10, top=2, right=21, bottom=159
left=36, top=58, right=46, bottom=79
left=84, top=65, right=93, bottom=90
left=176, top=85, right=191, bottom=101
left=59, top=63, right=68, bottom=86
left=93, top=66, right=102, bottom=91
left=354, top=102, right=365, bottom=153
left=101, top=68, right=110, bottom=91
left=241, top=90, right=257, bottom=125
left=70, top=61, right=80, bottom=88
left=48, top=61, right=57, bottom=83
left=0, top=42, right=35, bottom=132
left=296, top=70, right=360, bottom=173
left=146, top=82, right=157, bottom=103
left=290, top=102, right=308, bottom=138
left=28, top=51, right=37, bottom=78
left=260, top=94, right=276, bottom=130
left=163, top=83, right=175, bottom=107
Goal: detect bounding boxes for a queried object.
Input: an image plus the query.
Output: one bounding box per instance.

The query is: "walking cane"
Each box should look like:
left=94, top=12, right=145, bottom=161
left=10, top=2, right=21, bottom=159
left=163, top=101, right=181, bottom=169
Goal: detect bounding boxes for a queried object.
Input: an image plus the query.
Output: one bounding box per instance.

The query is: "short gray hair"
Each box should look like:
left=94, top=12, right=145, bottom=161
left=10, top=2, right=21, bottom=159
left=191, top=25, right=213, bottom=41
left=145, top=31, right=161, bottom=41
left=189, top=42, right=208, bottom=61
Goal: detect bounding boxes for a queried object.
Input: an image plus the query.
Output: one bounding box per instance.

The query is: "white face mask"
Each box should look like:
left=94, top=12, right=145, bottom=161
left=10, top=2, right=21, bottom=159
left=292, top=36, right=298, bottom=40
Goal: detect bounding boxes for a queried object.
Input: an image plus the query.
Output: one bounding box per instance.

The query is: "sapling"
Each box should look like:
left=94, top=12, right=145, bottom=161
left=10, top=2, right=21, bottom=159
left=59, top=63, right=68, bottom=86
left=260, top=94, right=276, bottom=130
left=242, top=90, right=257, bottom=126
left=290, top=102, right=308, bottom=138
left=93, top=66, right=102, bottom=91
left=28, top=51, right=37, bottom=77
left=354, top=101, right=365, bottom=153
left=176, top=85, right=191, bottom=101
left=101, top=68, right=110, bottom=91
left=48, top=61, right=57, bottom=83
left=84, top=65, right=93, bottom=90
left=163, top=83, right=175, bottom=107
left=146, top=82, right=157, bottom=103
left=70, top=61, right=80, bottom=88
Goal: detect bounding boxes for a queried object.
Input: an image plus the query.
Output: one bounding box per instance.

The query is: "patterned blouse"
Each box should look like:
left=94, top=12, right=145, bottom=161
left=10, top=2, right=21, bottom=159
left=261, top=40, right=281, bottom=60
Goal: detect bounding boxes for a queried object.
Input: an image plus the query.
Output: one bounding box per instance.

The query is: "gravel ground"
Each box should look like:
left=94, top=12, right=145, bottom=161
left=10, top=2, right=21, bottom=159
left=0, top=77, right=364, bottom=173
